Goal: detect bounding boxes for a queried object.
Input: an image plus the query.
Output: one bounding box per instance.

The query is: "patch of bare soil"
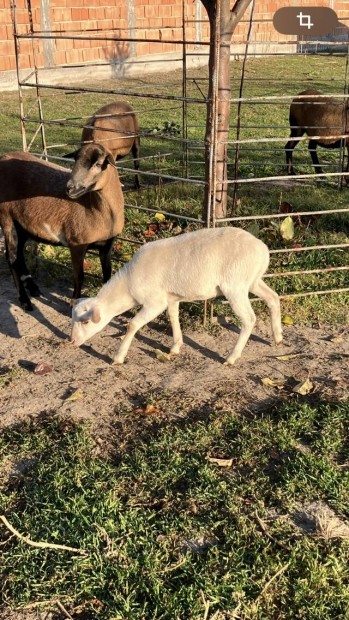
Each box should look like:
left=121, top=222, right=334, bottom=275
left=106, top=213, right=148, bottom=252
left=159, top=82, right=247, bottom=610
left=0, top=248, right=348, bottom=435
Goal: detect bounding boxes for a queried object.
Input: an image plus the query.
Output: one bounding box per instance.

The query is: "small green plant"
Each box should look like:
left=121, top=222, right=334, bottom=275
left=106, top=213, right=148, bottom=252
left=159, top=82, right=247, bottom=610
left=148, top=120, right=181, bottom=135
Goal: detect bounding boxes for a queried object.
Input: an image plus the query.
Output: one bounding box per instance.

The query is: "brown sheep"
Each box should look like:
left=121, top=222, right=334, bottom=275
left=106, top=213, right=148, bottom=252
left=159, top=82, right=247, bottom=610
left=81, top=101, right=141, bottom=188
left=0, top=143, right=124, bottom=310
left=285, top=89, right=349, bottom=179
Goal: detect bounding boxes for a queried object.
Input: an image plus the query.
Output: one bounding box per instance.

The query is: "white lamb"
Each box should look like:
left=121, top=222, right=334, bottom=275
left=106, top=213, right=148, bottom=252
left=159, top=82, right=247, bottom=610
left=70, top=227, right=283, bottom=364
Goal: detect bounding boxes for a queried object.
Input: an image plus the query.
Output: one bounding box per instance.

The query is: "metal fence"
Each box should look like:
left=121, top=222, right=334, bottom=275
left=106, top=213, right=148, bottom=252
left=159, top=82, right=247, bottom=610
left=10, top=0, right=349, bottom=304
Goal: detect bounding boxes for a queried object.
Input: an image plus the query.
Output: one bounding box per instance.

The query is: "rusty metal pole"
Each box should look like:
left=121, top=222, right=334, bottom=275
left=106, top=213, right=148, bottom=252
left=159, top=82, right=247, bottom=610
left=26, top=0, right=48, bottom=157
left=182, top=0, right=189, bottom=180
left=338, top=45, right=349, bottom=190
left=203, top=0, right=221, bottom=327
left=11, top=0, right=27, bottom=151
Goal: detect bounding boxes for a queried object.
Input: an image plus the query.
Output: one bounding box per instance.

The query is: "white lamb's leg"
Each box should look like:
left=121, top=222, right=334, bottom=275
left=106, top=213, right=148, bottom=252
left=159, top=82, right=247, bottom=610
left=113, top=302, right=167, bottom=364
left=223, top=290, right=256, bottom=365
left=250, top=279, right=283, bottom=345
left=167, top=301, right=183, bottom=355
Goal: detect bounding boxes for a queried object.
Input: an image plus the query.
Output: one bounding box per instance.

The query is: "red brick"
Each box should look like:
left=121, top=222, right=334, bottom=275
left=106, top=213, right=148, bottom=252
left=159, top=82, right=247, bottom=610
left=0, top=40, right=12, bottom=54
left=136, top=41, right=150, bottom=55
left=82, top=48, right=99, bottom=62
left=171, top=5, right=182, bottom=18
left=66, top=48, right=84, bottom=64
left=71, top=8, right=89, bottom=21
left=159, top=5, right=172, bottom=17
left=88, top=8, right=100, bottom=20
left=0, top=55, right=16, bottom=70
left=52, top=8, right=72, bottom=22
left=146, top=5, right=160, bottom=17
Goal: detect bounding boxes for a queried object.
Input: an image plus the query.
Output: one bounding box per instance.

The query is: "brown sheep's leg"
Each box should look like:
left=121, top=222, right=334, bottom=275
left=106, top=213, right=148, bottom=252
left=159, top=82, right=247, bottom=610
left=308, top=139, right=323, bottom=175
left=132, top=139, right=141, bottom=189
left=98, top=238, right=114, bottom=283
left=285, top=128, right=304, bottom=175
left=17, top=234, right=41, bottom=298
left=70, top=244, right=88, bottom=303
left=2, top=220, right=33, bottom=310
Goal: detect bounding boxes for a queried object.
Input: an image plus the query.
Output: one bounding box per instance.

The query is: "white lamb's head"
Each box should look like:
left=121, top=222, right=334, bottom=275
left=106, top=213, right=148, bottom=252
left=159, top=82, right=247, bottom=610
left=71, top=297, right=106, bottom=347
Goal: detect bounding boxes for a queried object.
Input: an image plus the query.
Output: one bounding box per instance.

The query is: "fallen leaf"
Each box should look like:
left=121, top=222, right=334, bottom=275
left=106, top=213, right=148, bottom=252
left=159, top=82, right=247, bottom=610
left=206, top=456, right=233, bottom=467
left=329, top=336, right=344, bottom=344
left=66, top=387, right=84, bottom=401
left=280, top=216, right=295, bottom=241
left=282, top=315, right=294, bottom=326
left=262, top=376, right=285, bottom=388
left=293, top=379, right=313, bottom=395
left=275, top=353, right=303, bottom=361
left=144, top=403, right=160, bottom=415
left=114, top=243, right=123, bottom=252
left=144, top=229, right=156, bottom=238
left=148, top=223, right=159, bottom=232
left=134, top=403, right=160, bottom=416
left=155, top=349, right=172, bottom=362
left=83, top=260, right=92, bottom=271
left=34, top=363, right=53, bottom=376
left=154, top=213, right=166, bottom=222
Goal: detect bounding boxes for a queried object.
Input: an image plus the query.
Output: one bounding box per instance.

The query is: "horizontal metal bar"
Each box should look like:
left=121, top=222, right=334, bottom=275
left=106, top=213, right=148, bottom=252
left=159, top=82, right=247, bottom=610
left=222, top=171, right=349, bottom=185
left=19, top=81, right=208, bottom=104
left=278, top=287, right=349, bottom=300
left=221, top=207, right=349, bottom=223
left=125, top=203, right=204, bottom=224
left=225, top=132, right=349, bottom=145
left=16, top=33, right=211, bottom=46
left=229, top=92, right=349, bottom=104
left=269, top=243, right=349, bottom=255
left=265, top=266, right=349, bottom=279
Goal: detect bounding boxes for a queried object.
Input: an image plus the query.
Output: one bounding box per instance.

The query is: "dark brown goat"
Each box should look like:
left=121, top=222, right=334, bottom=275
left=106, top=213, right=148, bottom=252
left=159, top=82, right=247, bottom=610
left=81, top=101, right=141, bottom=188
left=285, top=89, right=349, bottom=179
left=0, top=143, right=124, bottom=310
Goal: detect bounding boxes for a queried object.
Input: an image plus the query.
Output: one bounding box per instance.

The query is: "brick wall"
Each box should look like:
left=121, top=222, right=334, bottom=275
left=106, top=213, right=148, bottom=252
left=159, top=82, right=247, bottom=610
left=0, top=0, right=347, bottom=75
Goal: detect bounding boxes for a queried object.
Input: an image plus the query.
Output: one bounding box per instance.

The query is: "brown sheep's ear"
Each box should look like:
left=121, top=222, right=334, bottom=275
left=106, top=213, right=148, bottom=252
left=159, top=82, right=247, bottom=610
left=106, top=154, right=118, bottom=169
left=63, top=151, right=79, bottom=160
left=91, top=305, right=101, bottom=323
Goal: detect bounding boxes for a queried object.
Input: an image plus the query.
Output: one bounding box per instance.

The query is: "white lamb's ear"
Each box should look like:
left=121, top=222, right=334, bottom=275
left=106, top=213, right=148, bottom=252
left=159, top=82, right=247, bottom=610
left=91, top=305, right=101, bottom=324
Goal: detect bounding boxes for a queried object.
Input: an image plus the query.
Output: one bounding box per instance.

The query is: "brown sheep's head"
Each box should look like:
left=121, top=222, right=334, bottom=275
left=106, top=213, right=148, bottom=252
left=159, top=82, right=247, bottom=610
left=66, top=144, right=117, bottom=199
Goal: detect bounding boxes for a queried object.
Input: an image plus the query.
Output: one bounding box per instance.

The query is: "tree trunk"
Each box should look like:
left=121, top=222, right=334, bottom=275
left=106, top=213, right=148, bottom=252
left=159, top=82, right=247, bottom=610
left=201, top=0, right=253, bottom=221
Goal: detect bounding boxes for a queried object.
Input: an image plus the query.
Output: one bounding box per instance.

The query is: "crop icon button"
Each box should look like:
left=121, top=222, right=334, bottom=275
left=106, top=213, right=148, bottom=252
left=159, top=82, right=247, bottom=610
left=273, top=7, right=338, bottom=36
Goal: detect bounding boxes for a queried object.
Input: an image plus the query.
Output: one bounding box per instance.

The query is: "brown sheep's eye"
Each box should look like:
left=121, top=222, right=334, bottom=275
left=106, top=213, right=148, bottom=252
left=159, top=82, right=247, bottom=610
left=81, top=320, right=89, bottom=325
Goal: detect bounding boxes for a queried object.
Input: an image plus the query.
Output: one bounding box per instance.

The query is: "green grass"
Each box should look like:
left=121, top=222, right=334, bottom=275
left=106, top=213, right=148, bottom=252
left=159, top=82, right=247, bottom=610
left=1, top=398, right=348, bottom=619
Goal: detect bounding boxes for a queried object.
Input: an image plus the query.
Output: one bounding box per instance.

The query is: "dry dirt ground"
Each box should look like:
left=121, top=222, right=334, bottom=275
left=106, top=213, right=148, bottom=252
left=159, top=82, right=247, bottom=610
left=0, top=248, right=348, bottom=434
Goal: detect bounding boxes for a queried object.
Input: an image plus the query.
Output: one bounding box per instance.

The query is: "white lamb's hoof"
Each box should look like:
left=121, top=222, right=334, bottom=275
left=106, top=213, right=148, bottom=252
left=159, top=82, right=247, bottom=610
left=223, top=357, right=237, bottom=366
left=275, top=338, right=283, bottom=346
left=112, top=356, right=125, bottom=365
left=170, top=348, right=181, bottom=356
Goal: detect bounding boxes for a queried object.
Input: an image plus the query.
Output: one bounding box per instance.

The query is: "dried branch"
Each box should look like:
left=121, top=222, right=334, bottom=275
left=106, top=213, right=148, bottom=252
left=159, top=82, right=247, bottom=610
left=231, top=0, right=253, bottom=27
left=56, top=600, right=74, bottom=619
left=255, top=511, right=292, bottom=551
left=201, top=590, right=211, bottom=620
left=252, top=562, right=290, bottom=609
left=0, top=515, right=88, bottom=555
